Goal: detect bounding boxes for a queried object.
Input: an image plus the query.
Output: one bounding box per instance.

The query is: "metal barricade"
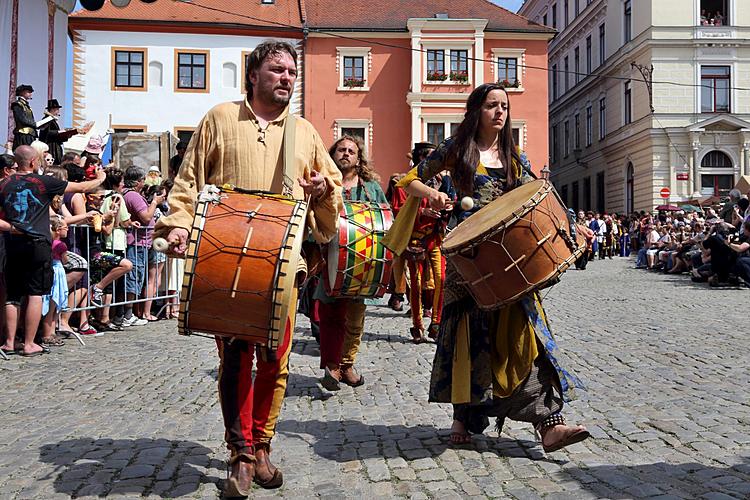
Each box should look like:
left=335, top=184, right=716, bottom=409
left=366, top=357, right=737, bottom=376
left=64, top=224, right=181, bottom=317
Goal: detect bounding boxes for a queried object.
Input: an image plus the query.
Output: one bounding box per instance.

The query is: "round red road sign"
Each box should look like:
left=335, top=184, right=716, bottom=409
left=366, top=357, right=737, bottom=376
left=660, top=187, right=670, bottom=199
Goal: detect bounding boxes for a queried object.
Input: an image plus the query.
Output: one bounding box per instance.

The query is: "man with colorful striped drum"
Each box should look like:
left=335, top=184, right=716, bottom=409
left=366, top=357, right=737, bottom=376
left=315, top=135, right=390, bottom=391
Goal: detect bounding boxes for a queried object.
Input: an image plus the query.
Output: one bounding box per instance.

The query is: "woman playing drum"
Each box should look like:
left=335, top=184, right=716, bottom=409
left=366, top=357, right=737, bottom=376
left=385, top=84, right=589, bottom=451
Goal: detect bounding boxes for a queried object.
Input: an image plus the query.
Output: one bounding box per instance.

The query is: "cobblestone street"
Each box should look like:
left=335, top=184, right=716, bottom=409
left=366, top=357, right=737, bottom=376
left=1, top=257, right=749, bottom=499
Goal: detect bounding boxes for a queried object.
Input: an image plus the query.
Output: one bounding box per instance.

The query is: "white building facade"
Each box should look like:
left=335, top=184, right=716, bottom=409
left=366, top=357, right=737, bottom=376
left=68, top=21, right=302, bottom=144
left=519, top=0, right=750, bottom=213
left=1, top=0, right=73, bottom=147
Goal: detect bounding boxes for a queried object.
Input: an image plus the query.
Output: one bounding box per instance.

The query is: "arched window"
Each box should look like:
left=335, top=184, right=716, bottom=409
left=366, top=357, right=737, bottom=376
left=148, top=61, right=163, bottom=87
left=625, top=162, right=634, bottom=213
left=223, top=62, right=237, bottom=88
left=700, top=150, right=733, bottom=196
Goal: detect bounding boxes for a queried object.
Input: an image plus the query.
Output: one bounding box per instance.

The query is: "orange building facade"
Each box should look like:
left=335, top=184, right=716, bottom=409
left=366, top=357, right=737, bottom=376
left=304, top=10, right=554, bottom=183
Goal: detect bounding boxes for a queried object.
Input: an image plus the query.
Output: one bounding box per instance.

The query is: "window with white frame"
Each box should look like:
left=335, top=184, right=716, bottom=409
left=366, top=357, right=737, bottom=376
left=427, top=123, right=445, bottom=145
left=450, top=50, right=469, bottom=82
left=337, top=47, right=371, bottom=90
left=564, top=56, right=569, bottom=92
left=492, top=49, right=524, bottom=88
left=423, top=44, right=474, bottom=84
left=564, top=119, right=570, bottom=158
left=586, top=104, right=593, bottom=146
left=343, top=56, right=365, bottom=87
left=599, top=96, right=606, bottom=139
left=423, top=116, right=464, bottom=145
left=586, top=35, right=592, bottom=74
left=701, top=65, right=730, bottom=112
left=335, top=119, right=371, bottom=152
left=498, top=58, right=518, bottom=85
left=427, top=50, right=446, bottom=81
left=574, top=46, right=580, bottom=84
left=574, top=112, right=581, bottom=149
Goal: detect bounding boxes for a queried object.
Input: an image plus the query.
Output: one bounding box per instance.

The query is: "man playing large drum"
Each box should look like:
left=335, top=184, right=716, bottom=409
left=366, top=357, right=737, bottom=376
left=155, top=40, right=342, bottom=496
left=316, top=135, right=388, bottom=391
left=384, top=83, right=589, bottom=451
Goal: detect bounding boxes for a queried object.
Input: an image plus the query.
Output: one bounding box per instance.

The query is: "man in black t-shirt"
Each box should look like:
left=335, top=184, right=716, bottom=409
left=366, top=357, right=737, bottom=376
left=0, top=146, right=105, bottom=356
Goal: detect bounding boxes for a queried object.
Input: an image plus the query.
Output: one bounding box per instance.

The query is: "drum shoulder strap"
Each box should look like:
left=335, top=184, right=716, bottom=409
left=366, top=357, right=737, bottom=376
left=282, top=113, right=297, bottom=198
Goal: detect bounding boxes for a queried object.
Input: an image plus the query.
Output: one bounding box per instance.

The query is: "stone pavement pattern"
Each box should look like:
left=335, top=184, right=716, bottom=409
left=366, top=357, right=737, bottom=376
left=1, top=258, right=749, bottom=499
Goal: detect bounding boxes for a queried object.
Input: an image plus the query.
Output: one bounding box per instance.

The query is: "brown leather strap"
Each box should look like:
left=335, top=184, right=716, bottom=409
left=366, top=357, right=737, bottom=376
left=282, top=112, right=296, bottom=198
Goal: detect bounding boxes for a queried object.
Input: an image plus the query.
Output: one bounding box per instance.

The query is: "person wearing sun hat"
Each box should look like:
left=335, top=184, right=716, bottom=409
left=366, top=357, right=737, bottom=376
left=38, top=99, right=80, bottom=164
left=144, top=165, right=163, bottom=186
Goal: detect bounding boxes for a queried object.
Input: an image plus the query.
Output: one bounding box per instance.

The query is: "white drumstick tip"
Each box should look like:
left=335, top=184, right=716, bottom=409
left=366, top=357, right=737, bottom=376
left=153, top=237, right=170, bottom=252
left=460, top=196, right=475, bottom=211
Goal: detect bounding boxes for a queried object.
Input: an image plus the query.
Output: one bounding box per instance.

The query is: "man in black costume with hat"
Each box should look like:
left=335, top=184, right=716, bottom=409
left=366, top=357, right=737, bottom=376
left=11, top=85, right=37, bottom=150
left=38, top=99, right=79, bottom=164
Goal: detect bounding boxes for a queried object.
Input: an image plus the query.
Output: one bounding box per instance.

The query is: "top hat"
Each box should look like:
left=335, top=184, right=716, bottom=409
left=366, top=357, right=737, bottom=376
left=413, top=142, right=436, bottom=150
left=15, top=84, right=34, bottom=96
left=46, top=99, right=62, bottom=110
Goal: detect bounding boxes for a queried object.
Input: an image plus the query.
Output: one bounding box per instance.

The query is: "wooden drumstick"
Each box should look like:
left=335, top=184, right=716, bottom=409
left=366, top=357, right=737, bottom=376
left=153, top=237, right=172, bottom=252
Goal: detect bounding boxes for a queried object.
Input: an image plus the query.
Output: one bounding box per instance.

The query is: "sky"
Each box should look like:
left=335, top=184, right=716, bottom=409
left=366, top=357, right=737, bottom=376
left=63, top=0, right=525, bottom=127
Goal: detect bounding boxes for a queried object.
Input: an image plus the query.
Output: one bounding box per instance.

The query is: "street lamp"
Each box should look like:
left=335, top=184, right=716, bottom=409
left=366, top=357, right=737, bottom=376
left=541, top=164, right=550, bottom=180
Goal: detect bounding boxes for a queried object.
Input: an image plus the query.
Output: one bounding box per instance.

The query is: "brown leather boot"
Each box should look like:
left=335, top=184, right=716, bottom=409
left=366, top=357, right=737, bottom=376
left=225, top=451, right=255, bottom=497
left=321, top=364, right=341, bottom=391
left=340, top=363, right=365, bottom=387
left=253, top=443, right=283, bottom=489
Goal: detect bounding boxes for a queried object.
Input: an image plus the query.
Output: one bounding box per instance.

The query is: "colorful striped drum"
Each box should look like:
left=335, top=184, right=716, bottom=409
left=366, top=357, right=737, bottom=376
left=324, top=201, right=394, bottom=298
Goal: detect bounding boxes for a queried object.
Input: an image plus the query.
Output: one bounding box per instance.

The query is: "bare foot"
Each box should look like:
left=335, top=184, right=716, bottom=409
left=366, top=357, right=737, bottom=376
left=450, top=419, right=471, bottom=444
left=0, top=342, right=14, bottom=352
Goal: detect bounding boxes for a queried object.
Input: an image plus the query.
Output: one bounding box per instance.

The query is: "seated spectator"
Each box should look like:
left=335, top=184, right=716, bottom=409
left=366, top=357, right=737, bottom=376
left=93, top=167, right=136, bottom=332
left=636, top=224, right=660, bottom=268
left=0, top=145, right=104, bottom=356
left=80, top=186, right=133, bottom=335
left=730, top=220, right=750, bottom=286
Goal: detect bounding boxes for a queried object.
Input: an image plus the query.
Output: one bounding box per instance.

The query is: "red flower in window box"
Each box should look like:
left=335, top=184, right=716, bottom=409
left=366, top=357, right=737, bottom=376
left=426, top=71, right=448, bottom=82
left=450, top=70, right=469, bottom=83
left=498, top=78, right=521, bottom=88
left=343, top=78, right=365, bottom=88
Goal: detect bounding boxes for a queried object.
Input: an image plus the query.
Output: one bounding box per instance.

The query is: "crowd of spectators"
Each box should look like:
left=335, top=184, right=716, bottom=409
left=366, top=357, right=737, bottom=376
left=0, top=139, right=182, bottom=358
left=630, top=189, right=750, bottom=288
left=571, top=192, right=750, bottom=290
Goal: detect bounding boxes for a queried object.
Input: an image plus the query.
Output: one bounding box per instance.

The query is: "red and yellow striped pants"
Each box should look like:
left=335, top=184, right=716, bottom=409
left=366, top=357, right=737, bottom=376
left=406, top=246, right=446, bottom=330
left=215, top=317, right=293, bottom=454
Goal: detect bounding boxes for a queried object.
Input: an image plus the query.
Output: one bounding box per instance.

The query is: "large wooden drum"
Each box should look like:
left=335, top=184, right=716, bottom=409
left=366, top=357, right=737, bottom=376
left=324, top=201, right=394, bottom=298
left=178, top=190, right=307, bottom=351
left=442, top=179, right=584, bottom=309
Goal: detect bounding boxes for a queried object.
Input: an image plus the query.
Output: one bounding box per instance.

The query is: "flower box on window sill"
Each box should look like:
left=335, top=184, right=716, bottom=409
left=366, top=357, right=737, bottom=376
left=426, top=72, right=448, bottom=82
left=497, top=79, right=523, bottom=92
left=449, top=71, right=469, bottom=83
left=343, top=78, right=366, bottom=88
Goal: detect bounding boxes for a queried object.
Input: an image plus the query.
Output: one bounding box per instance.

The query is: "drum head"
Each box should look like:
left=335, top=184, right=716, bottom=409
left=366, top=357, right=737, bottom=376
left=443, top=179, right=546, bottom=252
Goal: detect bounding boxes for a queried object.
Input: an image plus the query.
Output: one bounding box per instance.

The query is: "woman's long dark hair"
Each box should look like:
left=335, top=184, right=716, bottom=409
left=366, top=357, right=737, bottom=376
left=448, top=83, right=520, bottom=195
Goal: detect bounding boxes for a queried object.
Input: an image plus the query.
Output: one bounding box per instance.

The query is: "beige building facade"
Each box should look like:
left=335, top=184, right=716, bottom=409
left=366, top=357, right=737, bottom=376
left=519, top=0, right=750, bottom=213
